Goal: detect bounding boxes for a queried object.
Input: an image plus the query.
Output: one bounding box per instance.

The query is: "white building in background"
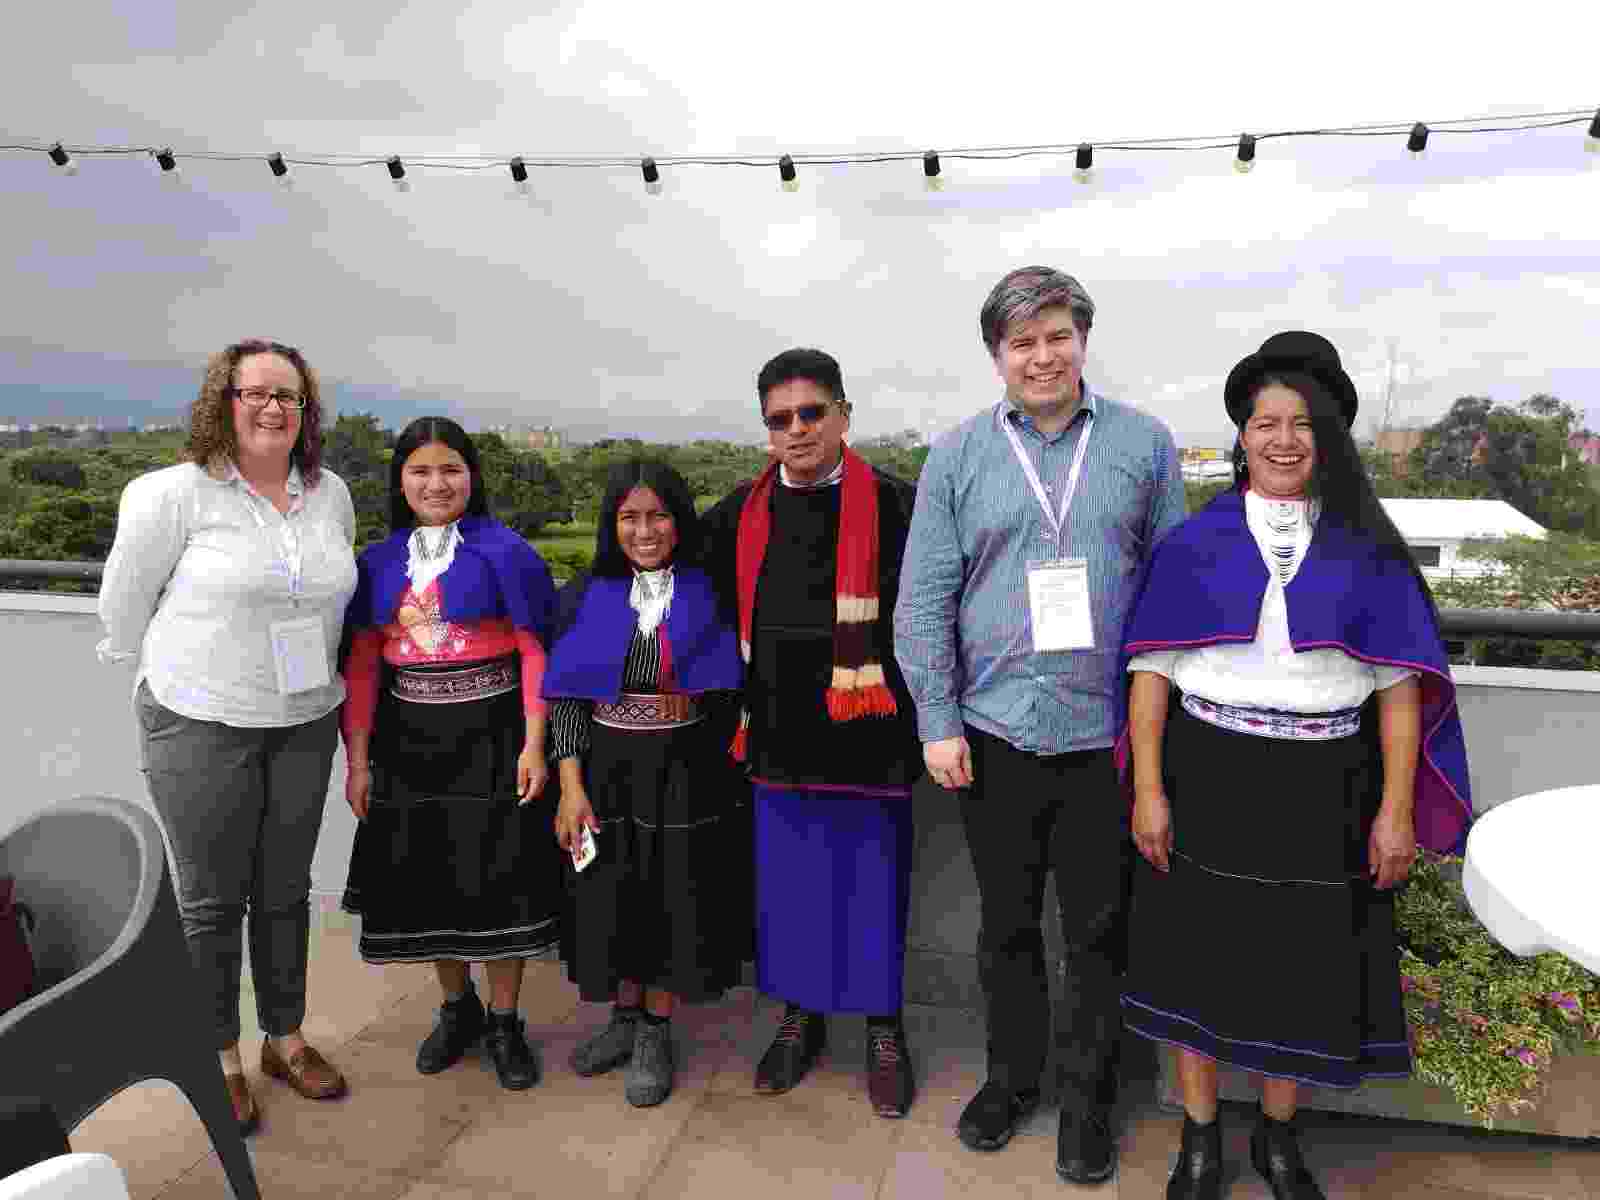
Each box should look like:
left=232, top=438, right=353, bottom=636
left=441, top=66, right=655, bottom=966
left=1181, top=459, right=1233, bottom=483
left=1379, top=498, right=1547, bottom=581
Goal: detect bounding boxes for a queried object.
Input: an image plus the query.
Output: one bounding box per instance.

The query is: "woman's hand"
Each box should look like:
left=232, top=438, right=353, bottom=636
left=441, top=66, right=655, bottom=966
left=346, top=764, right=371, bottom=822
left=1368, top=805, right=1416, bottom=889
left=1132, top=787, right=1173, bottom=872
left=517, top=742, right=548, bottom=805
left=554, top=783, right=599, bottom=854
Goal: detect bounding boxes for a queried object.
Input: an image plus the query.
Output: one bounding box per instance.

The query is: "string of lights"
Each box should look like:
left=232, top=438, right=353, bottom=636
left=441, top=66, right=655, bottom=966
left=5, top=105, right=1597, bottom=193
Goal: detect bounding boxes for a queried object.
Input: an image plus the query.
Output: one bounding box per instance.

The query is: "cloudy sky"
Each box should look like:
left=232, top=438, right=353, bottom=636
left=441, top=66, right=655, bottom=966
left=1, top=1, right=1596, bottom=449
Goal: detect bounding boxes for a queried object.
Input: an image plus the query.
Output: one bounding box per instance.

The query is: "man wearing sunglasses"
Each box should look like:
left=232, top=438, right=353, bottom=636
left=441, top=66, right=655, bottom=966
left=701, top=348, right=922, bottom=1119
left=895, top=267, right=1186, bottom=1185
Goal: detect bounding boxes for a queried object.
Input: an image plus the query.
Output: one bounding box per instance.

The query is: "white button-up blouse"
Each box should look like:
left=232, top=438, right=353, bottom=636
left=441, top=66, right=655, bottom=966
left=97, top=461, right=359, bottom=727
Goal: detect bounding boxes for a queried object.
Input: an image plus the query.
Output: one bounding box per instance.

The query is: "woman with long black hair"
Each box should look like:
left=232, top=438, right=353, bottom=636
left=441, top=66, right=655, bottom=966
left=544, top=459, right=746, bottom=1108
left=1114, top=333, right=1473, bottom=1200
left=340, top=416, right=562, bottom=1091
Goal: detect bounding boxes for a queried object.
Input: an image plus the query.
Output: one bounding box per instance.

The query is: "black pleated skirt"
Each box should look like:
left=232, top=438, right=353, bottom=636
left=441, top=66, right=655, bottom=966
left=1121, top=699, right=1412, bottom=1088
left=561, top=712, right=753, bottom=1003
left=342, top=685, right=564, bottom=963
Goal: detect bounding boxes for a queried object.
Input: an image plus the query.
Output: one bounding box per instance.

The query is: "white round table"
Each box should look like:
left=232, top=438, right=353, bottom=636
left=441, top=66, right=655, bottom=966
left=1461, top=784, right=1600, bottom=974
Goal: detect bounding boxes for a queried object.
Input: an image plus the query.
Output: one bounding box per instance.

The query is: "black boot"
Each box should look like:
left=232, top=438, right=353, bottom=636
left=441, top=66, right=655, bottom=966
left=483, top=1010, right=542, bottom=1090
left=416, top=987, right=486, bottom=1075
left=1166, top=1113, right=1222, bottom=1200
left=1250, top=1108, right=1326, bottom=1200
left=753, top=1005, right=826, bottom=1094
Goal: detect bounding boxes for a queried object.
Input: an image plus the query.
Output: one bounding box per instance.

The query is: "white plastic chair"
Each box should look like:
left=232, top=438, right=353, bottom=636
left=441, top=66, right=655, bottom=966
left=0, top=1154, right=131, bottom=1200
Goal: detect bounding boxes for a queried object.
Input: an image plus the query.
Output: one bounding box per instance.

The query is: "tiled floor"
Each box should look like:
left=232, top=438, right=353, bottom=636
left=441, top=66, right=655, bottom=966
left=67, top=910, right=1600, bottom=1199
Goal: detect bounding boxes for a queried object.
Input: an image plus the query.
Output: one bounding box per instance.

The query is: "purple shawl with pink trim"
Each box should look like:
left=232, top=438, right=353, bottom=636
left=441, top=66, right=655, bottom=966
left=1114, top=486, right=1473, bottom=854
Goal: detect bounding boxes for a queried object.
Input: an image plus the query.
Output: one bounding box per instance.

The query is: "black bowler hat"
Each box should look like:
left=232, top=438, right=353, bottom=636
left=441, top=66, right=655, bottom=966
left=1223, top=331, right=1359, bottom=428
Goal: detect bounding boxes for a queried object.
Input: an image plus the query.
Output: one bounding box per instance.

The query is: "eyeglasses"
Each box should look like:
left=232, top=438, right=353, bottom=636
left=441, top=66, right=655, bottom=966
left=232, top=387, right=307, bottom=410
left=763, top=402, right=833, bottom=432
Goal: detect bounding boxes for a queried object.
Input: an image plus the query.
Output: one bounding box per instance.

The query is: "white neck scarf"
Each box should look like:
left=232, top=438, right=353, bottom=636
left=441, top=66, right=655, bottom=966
left=630, top=566, right=675, bottom=637
left=406, top=521, right=462, bottom=597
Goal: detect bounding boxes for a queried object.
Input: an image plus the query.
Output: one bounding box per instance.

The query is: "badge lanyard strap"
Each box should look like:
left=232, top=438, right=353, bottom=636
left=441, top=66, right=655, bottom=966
left=241, top=489, right=304, bottom=606
left=1002, top=407, right=1095, bottom=544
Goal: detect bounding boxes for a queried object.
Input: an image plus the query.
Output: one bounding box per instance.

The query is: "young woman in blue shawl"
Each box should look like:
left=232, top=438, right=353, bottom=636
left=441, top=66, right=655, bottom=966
left=339, top=417, right=561, bottom=1092
left=1115, top=334, right=1472, bottom=1200
left=544, top=459, right=745, bottom=1108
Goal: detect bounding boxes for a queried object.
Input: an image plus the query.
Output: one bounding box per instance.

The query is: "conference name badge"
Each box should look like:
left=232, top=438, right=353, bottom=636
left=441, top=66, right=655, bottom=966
left=270, top=615, right=332, bottom=695
left=1026, top=557, right=1095, bottom=652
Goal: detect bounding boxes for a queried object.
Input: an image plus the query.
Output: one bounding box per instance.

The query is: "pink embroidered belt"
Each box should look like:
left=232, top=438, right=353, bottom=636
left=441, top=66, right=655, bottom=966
left=1181, top=693, right=1362, bottom=741
left=391, top=657, right=518, bottom=705
left=593, top=692, right=703, bottom=731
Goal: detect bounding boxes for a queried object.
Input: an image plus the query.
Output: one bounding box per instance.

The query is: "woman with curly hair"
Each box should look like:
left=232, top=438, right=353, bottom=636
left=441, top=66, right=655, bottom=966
left=98, top=339, right=359, bottom=1134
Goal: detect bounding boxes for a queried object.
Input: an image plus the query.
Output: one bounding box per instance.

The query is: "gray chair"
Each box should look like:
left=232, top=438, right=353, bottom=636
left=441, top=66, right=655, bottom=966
left=0, top=796, right=260, bottom=1200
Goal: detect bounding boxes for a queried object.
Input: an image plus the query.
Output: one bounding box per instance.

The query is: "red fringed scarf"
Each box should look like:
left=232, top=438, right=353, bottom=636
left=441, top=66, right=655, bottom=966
left=730, top=444, right=897, bottom=761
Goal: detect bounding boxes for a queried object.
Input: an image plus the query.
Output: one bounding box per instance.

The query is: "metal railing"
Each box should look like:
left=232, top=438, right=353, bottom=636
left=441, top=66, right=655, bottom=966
left=6, top=559, right=1600, bottom=642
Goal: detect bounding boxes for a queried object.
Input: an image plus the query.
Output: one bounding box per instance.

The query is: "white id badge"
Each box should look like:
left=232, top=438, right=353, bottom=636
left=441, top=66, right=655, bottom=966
left=269, top=616, right=332, bottom=695
left=572, top=825, right=598, bottom=873
left=1026, top=558, right=1095, bottom=652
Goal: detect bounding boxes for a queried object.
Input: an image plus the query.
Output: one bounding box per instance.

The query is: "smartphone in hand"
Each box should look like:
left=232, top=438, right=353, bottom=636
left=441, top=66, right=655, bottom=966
left=572, top=824, right=598, bottom=873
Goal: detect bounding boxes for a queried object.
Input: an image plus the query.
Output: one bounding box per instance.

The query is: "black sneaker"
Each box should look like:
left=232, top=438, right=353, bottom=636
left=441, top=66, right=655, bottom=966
left=570, top=1006, right=640, bottom=1077
left=1056, top=1108, right=1117, bottom=1185
left=416, top=988, right=486, bottom=1075
left=753, top=1006, right=826, bottom=1094
left=866, top=1024, right=915, bottom=1118
left=483, top=1011, right=542, bottom=1091
left=956, top=1081, right=1040, bottom=1151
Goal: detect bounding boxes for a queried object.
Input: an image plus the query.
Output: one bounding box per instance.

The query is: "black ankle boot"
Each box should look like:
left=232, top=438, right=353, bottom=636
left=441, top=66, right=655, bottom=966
left=483, top=1010, right=541, bottom=1090
left=1250, top=1108, right=1325, bottom=1200
left=1166, top=1114, right=1222, bottom=1200
left=416, top=987, right=485, bottom=1075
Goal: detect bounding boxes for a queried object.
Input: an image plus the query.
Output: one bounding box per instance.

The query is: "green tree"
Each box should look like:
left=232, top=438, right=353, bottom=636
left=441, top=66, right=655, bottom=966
left=475, top=432, right=573, bottom=539
left=9, top=447, right=87, bottom=490
left=1431, top=532, right=1600, bottom=670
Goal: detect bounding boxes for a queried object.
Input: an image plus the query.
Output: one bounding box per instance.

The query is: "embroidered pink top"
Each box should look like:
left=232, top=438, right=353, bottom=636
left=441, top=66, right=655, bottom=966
left=341, top=578, right=547, bottom=741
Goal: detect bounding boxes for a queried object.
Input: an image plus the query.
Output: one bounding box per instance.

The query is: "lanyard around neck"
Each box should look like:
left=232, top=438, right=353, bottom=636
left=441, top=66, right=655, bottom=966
left=240, top=485, right=304, bottom=602
left=1001, top=407, right=1094, bottom=542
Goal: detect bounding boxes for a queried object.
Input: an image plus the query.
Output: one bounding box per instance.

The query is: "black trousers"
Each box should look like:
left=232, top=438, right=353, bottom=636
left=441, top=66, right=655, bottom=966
left=960, top=725, right=1131, bottom=1113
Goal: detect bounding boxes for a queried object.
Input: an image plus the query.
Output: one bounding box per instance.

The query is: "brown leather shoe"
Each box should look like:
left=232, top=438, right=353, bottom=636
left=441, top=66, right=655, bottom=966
left=224, top=1074, right=259, bottom=1135
left=261, top=1039, right=348, bottom=1100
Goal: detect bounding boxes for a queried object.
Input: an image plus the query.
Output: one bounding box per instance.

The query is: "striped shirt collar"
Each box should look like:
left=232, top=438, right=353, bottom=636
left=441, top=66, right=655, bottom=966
left=997, top=382, right=1099, bottom=439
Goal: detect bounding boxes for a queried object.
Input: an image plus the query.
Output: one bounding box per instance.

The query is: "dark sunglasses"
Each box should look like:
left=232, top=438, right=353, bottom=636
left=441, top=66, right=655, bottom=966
left=763, top=402, right=833, bottom=432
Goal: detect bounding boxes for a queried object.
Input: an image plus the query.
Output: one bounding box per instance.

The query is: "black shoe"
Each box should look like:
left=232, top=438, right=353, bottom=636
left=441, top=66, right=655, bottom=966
left=1167, top=1114, right=1223, bottom=1200
left=1056, top=1108, right=1117, bottom=1185
left=483, top=1011, right=542, bottom=1091
left=753, top=1006, right=826, bottom=1094
left=416, top=988, right=486, bottom=1075
left=625, top=1019, right=676, bottom=1108
left=570, top=1006, right=640, bottom=1077
left=955, top=1081, right=1041, bottom=1151
left=866, top=1024, right=916, bottom=1118
left=1250, top=1108, right=1326, bottom=1200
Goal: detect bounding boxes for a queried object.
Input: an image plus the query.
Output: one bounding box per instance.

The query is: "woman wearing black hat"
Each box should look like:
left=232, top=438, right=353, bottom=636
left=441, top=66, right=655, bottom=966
left=1112, top=332, right=1473, bottom=1200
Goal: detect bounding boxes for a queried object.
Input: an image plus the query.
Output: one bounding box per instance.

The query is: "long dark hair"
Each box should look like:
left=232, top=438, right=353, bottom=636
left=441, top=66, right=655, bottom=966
left=591, top=458, right=700, bottom=578
left=387, top=416, right=492, bottom=532
left=1232, top=372, right=1437, bottom=615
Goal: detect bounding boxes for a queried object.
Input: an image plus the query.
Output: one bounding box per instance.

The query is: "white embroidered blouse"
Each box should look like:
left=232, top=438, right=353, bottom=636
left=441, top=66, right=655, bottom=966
left=1127, top=490, right=1417, bottom=713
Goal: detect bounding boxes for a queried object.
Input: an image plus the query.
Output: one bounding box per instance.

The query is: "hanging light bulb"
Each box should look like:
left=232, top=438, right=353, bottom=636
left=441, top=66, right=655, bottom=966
left=387, top=156, right=409, bottom=192
left=155, top=147, right=180, bottom=179
left=48, top=142, right=77, bottom=175
left=267, top=152, right=291, bottom=188
left=1407, top=122, right=1430, bottom=156
left=778, top=154, right=799, bottom=193
left=1073, top=143, right=1093, bottom=184
left=641, top=156, right=663, bottom=195
left=509, top=156, right=530, bottom=195
left=1233, top=132, right=1257, bottom=174
left=1586, top=108, right=1600, bottom=153
left=922, top=150, right=943, bottom=191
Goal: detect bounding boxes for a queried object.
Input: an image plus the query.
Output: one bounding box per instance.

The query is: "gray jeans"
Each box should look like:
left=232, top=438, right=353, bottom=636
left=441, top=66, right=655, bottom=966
left=136, top=680, right=339, bottom=1049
